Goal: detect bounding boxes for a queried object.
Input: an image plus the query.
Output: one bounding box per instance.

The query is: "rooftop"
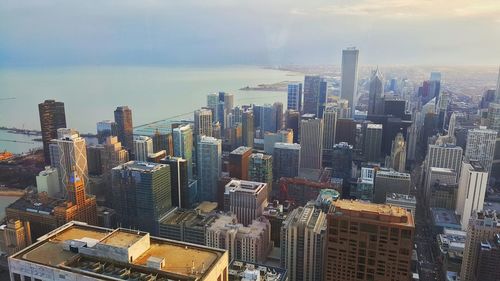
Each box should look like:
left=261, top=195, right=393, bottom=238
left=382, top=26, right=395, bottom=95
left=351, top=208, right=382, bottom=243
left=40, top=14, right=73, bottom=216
left=367, top=123, right=383, bottom=129
left=112, top=161, right=167, bottom=173
left=230, top=146, right=252, bottom=155
left=225, top=179, right=267, bottom=194
left=273, top=142, right=300, bottom=150
left=11, top=221, right=227, bottom=281
left=330, top=200, right=415, bottom=227
left=386, top=193, right=417, bottom=203
left=229, top=260, right=287, bottom=281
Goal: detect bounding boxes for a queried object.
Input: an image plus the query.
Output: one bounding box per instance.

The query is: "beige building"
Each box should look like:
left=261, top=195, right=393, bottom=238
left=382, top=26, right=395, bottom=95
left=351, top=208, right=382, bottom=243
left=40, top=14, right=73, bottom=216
left=0, top=220, right=31, bottom=256
left=8, top=221, right=228, bottom=281
left=224, top=179, right=268, bottom=226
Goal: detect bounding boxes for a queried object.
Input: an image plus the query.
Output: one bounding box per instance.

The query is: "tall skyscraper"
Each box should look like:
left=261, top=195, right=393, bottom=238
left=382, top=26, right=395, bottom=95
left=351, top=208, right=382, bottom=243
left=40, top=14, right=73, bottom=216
left=248, top=153, right=273, bottom=194
left=287, top=83, right=303, bottom=111
left=111, top=161, right=171, bottom=235
left=281, top=202, right=327, bottom=281
left=224, top=180, right=268, bottom=226
left=476, top=233, right=500, bottom=281
left=285, top=109, right=300, bottom=143
left=273, top=143, right=301, bottom=180
left=495, top=66, right=500, bottom=102
left=456, top=161, right=488, bottom=230
left=299, top=116, right=323, bottom=170
left=274, top=102, right=284, bottom=130
left=160, top=156, right=189, bottom=208
left=318, top=80, right=328, bottom=118
left=197, top=136, right=222, bottom=202
left=207, top=92, right=219, bottom=120
left=368, top=68, right=384, bottom=115
left=49, top=129, right=88, bottom=196
left=465, top=127, right=497, bottom=174
left=114, top=106, right=133, bottom=150
left=460, top=210, right=500, bottom=281
left=96, top=120, right=118, bottom=144
left=151, top=130, right=173, bottom=155
left=322, top=109, right=337, bottom=151
left=424, top=144, right=463, bottom=191
left=488, top=103, right=500, bottom=131
left=242, top=110, right=254, bottom=148
left=325, top=200, right=414, bottom=281
left=303, top=75, right=322, bottom=115
left=133, top=136, right=153, bottom=161
left=229, top=146, right=252, bottom=180
left=100, top=136, right=129, bottom=205
left=173, top=124, right=193, bottom=179
left=363, top=123, right=383, bottom=162
left=259, top=104, right=277, bottom=134
left=390, top=133, right=407, bottom=172
left=194, top=108, right=213, bottom=137
left=38, top=100, right=67, bottom=164
left=341, top=47, right=359, bottom=117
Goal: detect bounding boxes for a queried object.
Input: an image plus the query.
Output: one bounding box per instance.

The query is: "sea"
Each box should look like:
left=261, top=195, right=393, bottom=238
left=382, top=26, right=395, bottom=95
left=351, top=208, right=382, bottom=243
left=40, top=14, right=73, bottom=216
left=0, top=65, right=301, bottom=154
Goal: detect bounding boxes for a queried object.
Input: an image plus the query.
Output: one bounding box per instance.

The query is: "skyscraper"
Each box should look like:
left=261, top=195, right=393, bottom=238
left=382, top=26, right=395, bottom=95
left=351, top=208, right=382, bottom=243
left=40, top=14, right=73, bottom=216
left=197, top=136, right=222, bottom=202
left=194, top=108, right=213, bottom=137
left=160, top=156, right=189, bottom=208
left=133, top=136, right=153, bottom=161
left=341, top=47, right=359, bottom=117
left=229, top=146, right=252, bottom=180
left=460, top=210, right=500, bottom=281
left=224, top=179, right=268, bottom=226
left=390, top=133, right=407, bottom=172
left=424, top=144, right=463, bottom=191
left=242, top=110, right=254, bottom=148
left=465, top=127, right=497, bottom=174
left=456, top=161, right=488, bottom=230
left=285, top=109, right=300, bottom=143
left=274, top=102, right=284, bottom=130
left=114, top=106, right=133, bottom=150
left=322, top=109, right=337, bottom=151
left=49, top=129, right=88, bottom=196
left=368, top=68, right=384, bottom=115
left=318, top=80, right=328, bottom=118
left=151, top=130, right=173, bottom=155
left=303, top=75, right=322, bottom=115
left=287, top=83, right=303, bottom=111
left=488, top=103, right=500, bottom=131
left=363, top=123, right=383, bottom=162
left=373, top=169, right=411, bottom=203
left=325, top=200, right=414, bottom=281
left=38, top=100, right=67, bottom=164
left=96, top=120, right=118, bottom=144
left=248, top=153, right=273, bottom=194
left=299, top=116, right=323, bottom=170
left=111, top=161, right=171, bottom=235
left=273, top=143, right=301, bottom=180
left=173, top=124, right=193, bottom=179
left=259, top=104, right=277, bottom=134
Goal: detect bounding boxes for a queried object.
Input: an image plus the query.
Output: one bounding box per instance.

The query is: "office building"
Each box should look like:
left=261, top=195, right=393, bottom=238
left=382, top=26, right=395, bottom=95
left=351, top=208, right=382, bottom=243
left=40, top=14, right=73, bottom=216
left=229, top=146, right=252, bottom=180
left=228, top=261, right=287, bottom=281
left=263, top=129, right=293, bottom=154
left=173, top=124, right=193, bottom=179
left=488, top=103, right=500, bottom=131
left=242, top=110, right=254, bottom=148
left=368, top=68, right=384, bottom=115
left=281, top=202, right=327, bottom=281
left=476, top=233, right=500, bottom=281
left=0, top=219, right=31, bottom=255
left=341, top=47, right=359, bottom=117
left=429, top=183, right=458, bottom=210
left=224, top=180, right=268, bottom=226
left=273, top=143, right=301, bottom=180
left=100, top=136, right=129, bottom=202
left=132, top=136, right=153, bottom=161
left=299, top=116, right=323, bottom=170
left=389, top=133, right=407, bottom=172
left=160, top=156, right=190, bottom=208
left=285, top=109, right=300, bottom=143
left=274, top=102, right=284, bottom=130
left=425, top=167, right=457, bottom=204
left=248, top=153, right=273, bottom=194
left=147, top=151, right=166, bottom=163
left=386, top=193, right=417, bottom=214
left=322, top=109, right=337, bottom=150
left=287, top=83, right=303, bottom=111
left=363, top=123, right=383, bottom=162
left=38, top=99, right=67, bottom=164
left=331, top=142, right=353, bottom=187
left=8, top=221, right=229, bottom=281
left=464, top=127, right=497, bottom=174
left=318, top=80, right=328, bottom=118
left=96, top=120, right=118, bottom=144
left=424, top=144, right=463, bottom=191
left=36, top=166, right=60, bottom=198
left=197, top=136, right=222, bottom=202
left=158, top=207, right=217, bottom=245
left=303, top=75, right=322, bottom=116
left=456, top=161, right=488, bottom=230
left=194, top=108, right=213, bottom=137
left=152, top=130, right=173, bottom=155
left=206, top=214, right=271, bottom=263
left=49, top=129, right=89, bottom=196
left=460, top=210, right=500, bottom=281
left=373, top=169, right=411, bottom=203
left=278, top=177, right=340, bottom=206
left=325, top=200, right=414, bottom=281
left=114, top=106, right=133, bottom=150
left=259, top=104, right=277, bottom=134
left=111, top=161, right=171, bottom=235
left=262, top=200, right=288, bottom=248
left=335, top=118, right=356, bottom=145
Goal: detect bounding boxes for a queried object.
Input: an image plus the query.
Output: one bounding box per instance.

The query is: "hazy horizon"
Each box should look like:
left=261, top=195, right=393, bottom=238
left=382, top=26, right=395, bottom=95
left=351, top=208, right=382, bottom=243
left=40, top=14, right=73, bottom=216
left=1, top=0, right=499, bottom=67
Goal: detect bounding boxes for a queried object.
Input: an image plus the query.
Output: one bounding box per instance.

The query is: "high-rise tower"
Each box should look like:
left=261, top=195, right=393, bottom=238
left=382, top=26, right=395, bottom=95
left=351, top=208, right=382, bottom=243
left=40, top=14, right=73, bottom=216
left=114, top=106, right=133, bottom=150
left=38, top=100, right=67, bottom=164
left=341, top=47, right=359, bottom=117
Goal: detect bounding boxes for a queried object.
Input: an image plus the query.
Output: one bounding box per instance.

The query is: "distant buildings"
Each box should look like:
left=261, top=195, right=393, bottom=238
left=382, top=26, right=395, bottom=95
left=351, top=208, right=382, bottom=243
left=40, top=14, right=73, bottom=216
left=38, top=99, right=67, bottom=164
left=194, top=108, right=213, bottom=138
left=389, top=133, right=407, bottom=172
left=456, top=161, right=488, bottom=230
left=114, top=106, right=133, bottom=150
left=363, top=123, right=383, bottom=162
left=197, top=136, right=222, bottom=202
left=36, top=166, right=59, bottom=198
left=242, top=110, right=254, bottom=148
left=368, top=68, right=384, bottom=115
left=96, top=120, right=118, bottom=144
left=287, top=83, right=302, bottom=111
left=132, top=135, right=153, bottom=161
left=229, top=146, right=252, bottom=180
left=273, top=143, right=301, bottom=180
left=173, top=124, right=193, bottom=179
left=303, top=75, right=322, bottom=116
left=160, top=156, right=190, bottom=208
left=341, top=47, right=359, bottom=117
left=248, top=153, right=273, bottom=194
left=299, top=116, right=323, bottom=170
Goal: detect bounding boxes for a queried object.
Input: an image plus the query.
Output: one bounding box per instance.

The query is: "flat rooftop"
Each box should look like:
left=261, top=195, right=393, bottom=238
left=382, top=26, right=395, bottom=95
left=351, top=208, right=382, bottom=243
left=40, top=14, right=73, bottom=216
left=225, top=179, right=267, bottom=194
left=230, top=146, right=252, bottom=155
left=11, top=221, right=227, bottom=281
left=113, top=161, right=167, bottom=173
left=331, top=200, right=414, bottom=228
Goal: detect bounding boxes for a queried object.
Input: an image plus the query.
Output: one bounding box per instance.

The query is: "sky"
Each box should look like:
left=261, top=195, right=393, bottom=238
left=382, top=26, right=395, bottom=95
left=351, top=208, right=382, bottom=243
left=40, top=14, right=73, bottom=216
left=1, top=0, right=499, bottom=66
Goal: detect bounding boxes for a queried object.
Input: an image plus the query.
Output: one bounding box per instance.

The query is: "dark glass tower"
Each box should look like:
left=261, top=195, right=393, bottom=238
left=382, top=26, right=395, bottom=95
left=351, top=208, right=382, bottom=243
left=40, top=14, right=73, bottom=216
left=114, top=106, right=133, bottom=150
left=38, top=99, right=67, bottom=164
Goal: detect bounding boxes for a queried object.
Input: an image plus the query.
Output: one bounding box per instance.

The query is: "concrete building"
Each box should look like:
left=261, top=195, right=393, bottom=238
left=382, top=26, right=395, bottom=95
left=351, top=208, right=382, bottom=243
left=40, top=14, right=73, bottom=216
left=429, top=183, right=458, bottom=210
left=111, top=161, right=171, bottom=235
left=206, top=214, right=271, bottom=263
left=197, top=136, right=222, bottom=202
left=0, top=219, right=31, bottom=255
left=229, top=146, right=252, bottom=180
left=242, top=110, right=254, bottom=148
left=114, top=106, right=133, bottom=150
left=322, top=109, right=337, bottom=150
left=132, top=136, right=153, bottom=161
left=281, top=202, right=327, bottom=281
left=390, top=133, right=407, bottom=172
left=8, top=221, right=229, bottom=281
left=160, top=156, right=190, bottom=208
left=248, top=153, right=273, bottom=195
left=299, top=116, right=323, bottom=170
left=340, top=47, right=359, bottom=117
left=38, top=99, right=67, bottom=164
left=456, top=161, right=488, bottom=230
left=224, top=180, right=268, bottom=226
left=287, top=83, right=302, bottom=111
left=460, top=210, right=500, bottom=281
left=194, top=108, right=213, bottom=137
left=49, top=129, right=89, bottom=196
left=325, top=200, right=414, bottom=281
left=464, top=126, right=497, bottom=175
left=488, top=103, right=500, bottom=131
left=363, top=123, right=383, bottom=162
left=476, top=233, right=500, bottom=281
left=173, top=124, right=193, bottom=179
left=386, top=193, right=417, bottom=214
left=158, top=207, right=217, bottom=245
left=425, top=167, right=457, bottom=204
left=424, top=144, right=463, bottom=196
left=151, top=130, right=172, bottom=155
left=262, top=200, right=288, bottom=248
left=264, top=129, right=293, bottom=155
left=36, top=166, right=60, bottom=198
left=273, top=143, right=301, bottom=180
left=373, top=169, right=411, bottom=204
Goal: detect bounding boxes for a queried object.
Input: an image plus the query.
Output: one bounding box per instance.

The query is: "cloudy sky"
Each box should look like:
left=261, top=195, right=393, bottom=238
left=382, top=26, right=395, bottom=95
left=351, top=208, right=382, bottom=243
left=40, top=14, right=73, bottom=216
left=1, top=0, right=499, bottom=66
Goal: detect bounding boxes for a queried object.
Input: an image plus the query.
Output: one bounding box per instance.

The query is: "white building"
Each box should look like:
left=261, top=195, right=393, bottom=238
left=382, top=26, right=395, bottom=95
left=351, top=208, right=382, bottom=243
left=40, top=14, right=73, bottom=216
left=35, top=166, right=60, bottom=198
left=455, top=161, right=488, bottom=230
left=132, top=135, right=153, bottom=162
left=464, top=126, right=497, bottom=175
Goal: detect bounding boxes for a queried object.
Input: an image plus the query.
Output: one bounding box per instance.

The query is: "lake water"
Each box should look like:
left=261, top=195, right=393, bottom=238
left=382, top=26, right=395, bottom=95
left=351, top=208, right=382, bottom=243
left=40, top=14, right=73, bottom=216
left=0, top=66, right=300, bottom=137
left=0, top=129, right=42, bottom=154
